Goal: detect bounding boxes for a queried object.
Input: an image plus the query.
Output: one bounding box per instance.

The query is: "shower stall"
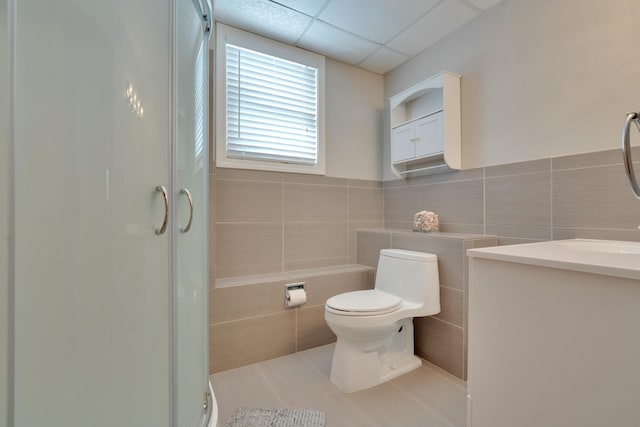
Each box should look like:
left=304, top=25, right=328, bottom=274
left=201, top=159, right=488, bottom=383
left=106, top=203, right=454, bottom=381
left=1, top=0, right=216, bottom=426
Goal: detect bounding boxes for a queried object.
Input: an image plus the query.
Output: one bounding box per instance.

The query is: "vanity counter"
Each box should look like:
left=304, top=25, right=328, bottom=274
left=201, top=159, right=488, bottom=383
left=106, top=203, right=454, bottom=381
left=467, top=238, right=640, bottom=281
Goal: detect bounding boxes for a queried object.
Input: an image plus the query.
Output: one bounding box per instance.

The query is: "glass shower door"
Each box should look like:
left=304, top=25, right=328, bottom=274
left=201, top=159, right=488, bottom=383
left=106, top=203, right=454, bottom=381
left=13, top=1, right=172, bottom=426
left=1, top=0, right=9, bottom=425
left=174, top=1, right=211, bottom=425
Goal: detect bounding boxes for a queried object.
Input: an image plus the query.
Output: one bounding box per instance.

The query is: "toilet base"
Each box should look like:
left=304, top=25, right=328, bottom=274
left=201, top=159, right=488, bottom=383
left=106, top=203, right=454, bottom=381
left=329, top=318, right=422, bottom=393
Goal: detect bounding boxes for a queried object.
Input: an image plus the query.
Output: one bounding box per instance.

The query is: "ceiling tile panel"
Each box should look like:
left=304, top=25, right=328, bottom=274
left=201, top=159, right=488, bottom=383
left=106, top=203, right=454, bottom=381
left=466, top=0, right=503, bottom=10
left=214, top=0, right=312, bottom=44
left=213, top=0, right=504, bottom=74
left=318, top=0, right=441, bottom=44
left=297, top=20, right=380, bottom=65
left=359, top=48, right=410, bottom=75
left=273, top=0, right=329, bottom=17
left=387, top=0, right=477, bottom=56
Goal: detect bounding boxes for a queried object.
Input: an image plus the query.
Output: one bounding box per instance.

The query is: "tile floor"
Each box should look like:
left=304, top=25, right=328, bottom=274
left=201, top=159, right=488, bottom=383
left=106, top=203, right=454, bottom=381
left=211, top=343, right=467, bottom=427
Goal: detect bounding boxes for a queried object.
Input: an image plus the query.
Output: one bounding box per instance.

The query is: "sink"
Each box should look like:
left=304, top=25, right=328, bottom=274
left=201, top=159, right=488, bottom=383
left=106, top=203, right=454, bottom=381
left=556, top=239, right=640, bottom=254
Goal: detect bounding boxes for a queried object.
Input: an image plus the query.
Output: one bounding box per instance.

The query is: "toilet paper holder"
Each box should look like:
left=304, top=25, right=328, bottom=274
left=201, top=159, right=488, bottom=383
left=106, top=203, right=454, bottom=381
left=284, top=282, right=307, bottom=308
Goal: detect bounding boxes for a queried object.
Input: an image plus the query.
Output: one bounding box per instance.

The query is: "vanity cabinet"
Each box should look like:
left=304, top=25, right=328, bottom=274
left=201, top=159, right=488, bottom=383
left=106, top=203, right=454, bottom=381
left=467, top=241, right=640, bottom=427
left=389, top=71, right=460, bottom=178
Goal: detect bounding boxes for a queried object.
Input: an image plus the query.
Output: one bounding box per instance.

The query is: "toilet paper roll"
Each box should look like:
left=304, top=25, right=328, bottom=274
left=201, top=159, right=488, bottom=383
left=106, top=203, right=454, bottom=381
left=286, top=288, right=307, bottom=307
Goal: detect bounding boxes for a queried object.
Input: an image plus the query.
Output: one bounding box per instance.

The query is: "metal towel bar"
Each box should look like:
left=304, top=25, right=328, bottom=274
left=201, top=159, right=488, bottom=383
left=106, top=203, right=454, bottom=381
left=622, top=112, right=640, bottom=199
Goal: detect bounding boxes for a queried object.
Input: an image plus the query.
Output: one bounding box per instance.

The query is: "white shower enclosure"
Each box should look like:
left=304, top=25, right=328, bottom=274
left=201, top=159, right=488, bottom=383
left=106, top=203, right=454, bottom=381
left=1, top=0, right=214, bottom=426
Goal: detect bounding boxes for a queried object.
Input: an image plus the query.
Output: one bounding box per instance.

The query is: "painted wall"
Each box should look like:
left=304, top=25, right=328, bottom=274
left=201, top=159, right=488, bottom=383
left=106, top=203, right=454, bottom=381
left=325, top=58, right=383, bottom=180
left=383, top=0, right=640, bottom=180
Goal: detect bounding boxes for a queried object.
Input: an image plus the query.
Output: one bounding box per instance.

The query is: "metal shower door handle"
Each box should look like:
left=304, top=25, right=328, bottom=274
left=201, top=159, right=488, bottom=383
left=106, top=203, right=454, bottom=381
left=155, top=185, right=169, bottom=235
left=622, top=112, right=640, bottom=199
left=179, top=188, right=194, bottom=233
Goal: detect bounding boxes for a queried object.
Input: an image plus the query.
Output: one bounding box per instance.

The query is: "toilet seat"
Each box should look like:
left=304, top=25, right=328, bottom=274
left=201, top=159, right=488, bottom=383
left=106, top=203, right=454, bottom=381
left=326, top=290, right=402, bottom=316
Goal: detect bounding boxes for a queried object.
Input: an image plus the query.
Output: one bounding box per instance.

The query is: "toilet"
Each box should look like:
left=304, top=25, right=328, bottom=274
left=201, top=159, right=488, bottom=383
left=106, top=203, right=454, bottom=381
left=324, top=249, right=440, bottom=393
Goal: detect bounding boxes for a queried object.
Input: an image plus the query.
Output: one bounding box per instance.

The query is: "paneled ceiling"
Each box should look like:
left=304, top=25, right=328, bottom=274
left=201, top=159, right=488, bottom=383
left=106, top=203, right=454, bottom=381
left=213, top=0, right=503, bottom=74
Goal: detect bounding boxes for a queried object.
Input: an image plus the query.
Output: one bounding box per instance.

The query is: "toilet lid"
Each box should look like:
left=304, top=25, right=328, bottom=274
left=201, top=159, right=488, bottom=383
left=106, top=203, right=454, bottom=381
left=326, top=290, right=402, bottom=315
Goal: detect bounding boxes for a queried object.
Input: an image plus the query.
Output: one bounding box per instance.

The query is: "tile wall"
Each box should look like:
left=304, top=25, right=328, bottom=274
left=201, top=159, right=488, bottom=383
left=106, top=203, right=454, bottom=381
left=384, top=148, right=640, bottom=244
left=209, top=265, right=374, bottom=373
left=212, top=167, right=384, bottom=280
left=209, top=147, right=640, bottom=375
left=209, top=166, right=382, bottom=373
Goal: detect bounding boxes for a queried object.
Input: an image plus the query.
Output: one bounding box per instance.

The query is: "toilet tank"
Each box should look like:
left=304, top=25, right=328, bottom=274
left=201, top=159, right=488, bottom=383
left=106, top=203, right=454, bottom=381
left=375, top=249, right=440, bottom=314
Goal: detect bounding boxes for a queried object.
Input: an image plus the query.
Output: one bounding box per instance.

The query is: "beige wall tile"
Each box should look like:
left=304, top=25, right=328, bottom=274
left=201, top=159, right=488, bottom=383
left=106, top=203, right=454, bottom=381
left=348, top=187, right=383, bottom=221
left=365, top=268, right=375, bottom=289
left=420, top=179, right=484, bottom=225
left=384, top=220, right=413, bottom=230
left=384, top=186, right=421, bottom=224
left=284, top=257, right=349, bottom=272
left=356, top=230, right=392, bottom=268
left=210, top=280, right=289, bottom=324
left=384, top=168, right=483, bottom=188
left=215, top=223, right=283, bottom=278
left=284, top=222, right=347, bottom=263
left=214, top=167, right=283, bottom=182
left=469, top=237, right=498, bottom=249
left=553, top=164, right=640, bottom=229
left=284, top=184, right=347, bottom=222
left=348, top=179, right=383, bottom=188
left=390, top=233, right=464, bottom=290
left=434, top=286, right=463, bottom=327
left=485, top=171, right=551, bottom=228
left=553, top=227, right=640, bottom=242
left=296, top=305, right=336, bottom=351
left=283, top=173, right=347, bottom=186
left=414, top=316, right=464, bottom=379
left=383, top=177, right=413, bottom=189
left=349, top=221, right=384, bottom=263
left=485, top=158, right=550, bottom=177
left=210, top=311, right=296, bottom=373
left=215, top=179, right=283, bottom=222
left=296, top=269, right=367, bottom=306
left=495, top=236, right=547, bottom=246
left=438, top=223, right=485, bottom=234
left=485, top=224, right=551, bottom=241
left=552, top=148, right=639, bottom=170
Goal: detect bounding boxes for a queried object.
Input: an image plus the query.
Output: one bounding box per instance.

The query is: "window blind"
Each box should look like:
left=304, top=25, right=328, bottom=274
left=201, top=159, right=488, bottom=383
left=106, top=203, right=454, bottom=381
left=225, top=43, right=319, bottom=166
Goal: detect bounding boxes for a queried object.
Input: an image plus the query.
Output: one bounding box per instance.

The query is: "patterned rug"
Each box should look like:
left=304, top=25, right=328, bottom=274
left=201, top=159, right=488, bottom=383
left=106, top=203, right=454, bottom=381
left=225, top=407, right=326, bottom=427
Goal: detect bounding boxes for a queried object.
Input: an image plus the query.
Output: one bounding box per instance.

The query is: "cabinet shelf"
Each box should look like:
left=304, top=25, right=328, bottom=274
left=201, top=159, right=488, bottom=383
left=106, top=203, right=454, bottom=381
left=389, top=71, right=461, bottom=178
left=391, top=109, right=443, bottom=130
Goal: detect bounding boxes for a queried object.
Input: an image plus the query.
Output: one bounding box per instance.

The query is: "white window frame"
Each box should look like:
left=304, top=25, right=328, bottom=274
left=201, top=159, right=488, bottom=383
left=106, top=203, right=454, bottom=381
left=215, top=23, right=326, bottom=175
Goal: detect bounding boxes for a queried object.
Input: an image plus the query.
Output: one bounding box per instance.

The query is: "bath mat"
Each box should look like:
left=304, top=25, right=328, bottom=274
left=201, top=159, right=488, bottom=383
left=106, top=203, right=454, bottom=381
left=225, top=407, right=326, bottom=427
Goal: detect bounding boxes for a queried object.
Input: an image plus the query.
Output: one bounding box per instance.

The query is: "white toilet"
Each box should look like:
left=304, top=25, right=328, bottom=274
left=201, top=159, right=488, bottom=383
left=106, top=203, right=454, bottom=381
left=324, top=249, right=440, bottom=393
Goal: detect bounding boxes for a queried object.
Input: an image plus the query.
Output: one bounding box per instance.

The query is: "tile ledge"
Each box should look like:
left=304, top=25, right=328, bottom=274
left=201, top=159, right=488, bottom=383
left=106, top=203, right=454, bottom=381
left=215, top=264, right=374, bottom=288
left=359, top=228, right=496, bottom=240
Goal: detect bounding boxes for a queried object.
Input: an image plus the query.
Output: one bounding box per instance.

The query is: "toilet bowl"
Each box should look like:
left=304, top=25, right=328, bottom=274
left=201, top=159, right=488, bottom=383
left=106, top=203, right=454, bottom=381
left=324, top=249, right=440, bottom=393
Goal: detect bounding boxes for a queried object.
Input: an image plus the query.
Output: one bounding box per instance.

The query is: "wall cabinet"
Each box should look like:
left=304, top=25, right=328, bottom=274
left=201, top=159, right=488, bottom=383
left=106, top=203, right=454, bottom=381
left=391, top=110, right=444, bottom=164
left=389, top=71, right=461, bottom=178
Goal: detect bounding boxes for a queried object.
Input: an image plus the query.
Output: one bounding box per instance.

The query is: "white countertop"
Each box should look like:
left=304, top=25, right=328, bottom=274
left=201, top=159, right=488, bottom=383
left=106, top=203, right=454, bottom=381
left=467, top=239, right=640, bottom=281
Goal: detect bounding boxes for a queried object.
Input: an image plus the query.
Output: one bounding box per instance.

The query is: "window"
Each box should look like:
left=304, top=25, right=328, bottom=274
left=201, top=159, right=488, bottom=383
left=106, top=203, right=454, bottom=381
left=215, top=24, right=326, bottom=174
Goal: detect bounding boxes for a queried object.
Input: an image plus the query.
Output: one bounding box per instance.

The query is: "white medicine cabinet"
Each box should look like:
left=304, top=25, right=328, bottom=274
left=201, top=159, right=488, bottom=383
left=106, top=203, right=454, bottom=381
left=389, top=71, right=461, bottom=178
